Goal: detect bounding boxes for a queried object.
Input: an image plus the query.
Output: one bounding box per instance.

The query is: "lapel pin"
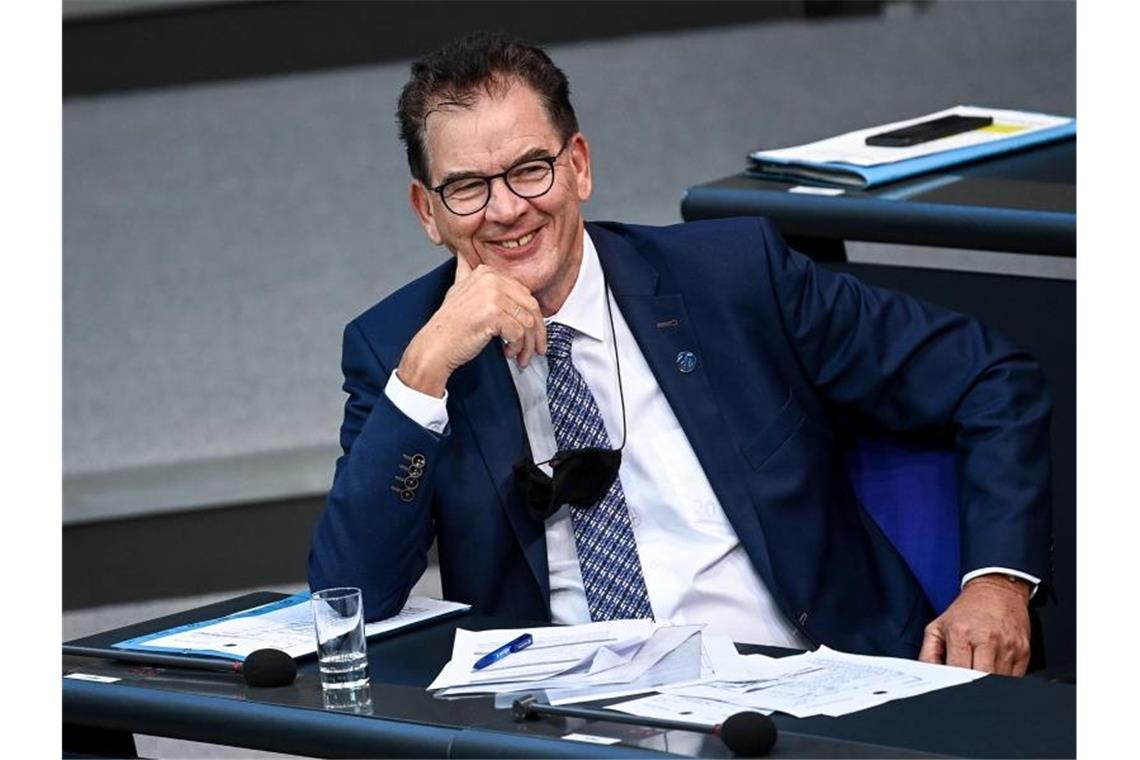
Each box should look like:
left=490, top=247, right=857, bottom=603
left=676, top=351, right=698, bottom=374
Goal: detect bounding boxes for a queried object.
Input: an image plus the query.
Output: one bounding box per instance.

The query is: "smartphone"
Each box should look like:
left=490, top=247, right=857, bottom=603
left=865, top=114, right=994, bottom=147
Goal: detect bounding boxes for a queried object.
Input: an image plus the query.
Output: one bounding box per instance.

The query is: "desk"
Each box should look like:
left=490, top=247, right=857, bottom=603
left=64, top=592, right=1075, bottom=758
left=681, top=139, right=1075, bottom=258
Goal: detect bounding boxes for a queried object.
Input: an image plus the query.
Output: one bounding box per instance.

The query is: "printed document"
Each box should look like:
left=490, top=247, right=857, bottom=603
left=545, top=629, right=709, bottom=705
left=428, top=620, right=714, bottom=704
left=701, top=634, right=806, bottom=681
left=428, top=619, right=656, bottom=691
left=661, top=645, right=985, bottom=718
left=610, top=691, right=774, bottom=724
left=114, top=594, right=470, bottom=660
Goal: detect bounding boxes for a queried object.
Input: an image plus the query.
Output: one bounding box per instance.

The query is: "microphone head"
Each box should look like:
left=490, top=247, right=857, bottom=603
left=242, top=648, right=297, bottom=687
left=719, top=711, right=778, bottom=757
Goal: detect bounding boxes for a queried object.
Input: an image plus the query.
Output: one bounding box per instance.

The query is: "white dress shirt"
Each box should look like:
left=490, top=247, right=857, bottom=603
left=388, top=232, right=809, bottom=646
left=385, top=229, right=1037, bottom=644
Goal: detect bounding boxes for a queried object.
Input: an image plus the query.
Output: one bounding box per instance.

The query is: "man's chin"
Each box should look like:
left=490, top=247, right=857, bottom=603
left=488, top=258, right=547, bottom=293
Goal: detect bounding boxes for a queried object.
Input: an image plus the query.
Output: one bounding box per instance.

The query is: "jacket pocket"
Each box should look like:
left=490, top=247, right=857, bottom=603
left=741, top=390, right=807, bottom=470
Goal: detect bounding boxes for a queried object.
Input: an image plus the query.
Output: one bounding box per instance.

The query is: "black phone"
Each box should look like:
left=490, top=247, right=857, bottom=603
left=865, top=114, right=994, bottom=147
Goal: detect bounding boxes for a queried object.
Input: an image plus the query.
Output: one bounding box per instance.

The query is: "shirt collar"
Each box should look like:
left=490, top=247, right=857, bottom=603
left=545, top=228, right=606, bottom=343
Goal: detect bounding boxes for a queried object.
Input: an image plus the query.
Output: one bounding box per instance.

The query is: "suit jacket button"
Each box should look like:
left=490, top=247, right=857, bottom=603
left=403, top=476, right=420, bottom=490
left=399, top=489, right=414, bottom=503
left=410, top=453, right=427, bottom=467
left=676, top=351, right=698, bottom=374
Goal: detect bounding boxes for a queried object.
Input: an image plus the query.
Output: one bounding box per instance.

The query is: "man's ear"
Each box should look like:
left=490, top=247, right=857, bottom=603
left=409, top=180, right=444, bottom=246
left=569, top=132, right=593, bottom=203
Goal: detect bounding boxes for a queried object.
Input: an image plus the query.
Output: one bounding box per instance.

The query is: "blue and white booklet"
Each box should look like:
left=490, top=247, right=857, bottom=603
left=748, top=105, right=1075, bottom=189
left=113, top=594, right=470, bottom=661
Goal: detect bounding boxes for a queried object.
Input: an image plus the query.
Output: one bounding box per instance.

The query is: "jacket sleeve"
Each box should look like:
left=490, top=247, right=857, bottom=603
left=757, top=220, right=1053, bottom=588
left=308, top=320, right=447, bottom=622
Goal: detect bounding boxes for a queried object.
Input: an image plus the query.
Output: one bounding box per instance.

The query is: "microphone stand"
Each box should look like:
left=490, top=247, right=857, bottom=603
left=514, top=694, right=708, bottom=733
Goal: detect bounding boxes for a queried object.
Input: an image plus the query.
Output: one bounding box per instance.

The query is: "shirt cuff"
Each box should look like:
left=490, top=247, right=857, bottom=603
left=961, top=567, right=1041, bottom=600
left=385, top=370, right=450, bottom=434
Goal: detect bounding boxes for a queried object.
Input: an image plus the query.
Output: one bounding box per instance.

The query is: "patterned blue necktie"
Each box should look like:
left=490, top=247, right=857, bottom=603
left=545, top=321, right=654, bottom=621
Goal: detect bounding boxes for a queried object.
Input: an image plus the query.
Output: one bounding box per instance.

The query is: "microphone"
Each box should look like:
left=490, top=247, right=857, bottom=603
left=62, top=644, right=297, bottom=687
left=512, top=695, right=778, bottom=756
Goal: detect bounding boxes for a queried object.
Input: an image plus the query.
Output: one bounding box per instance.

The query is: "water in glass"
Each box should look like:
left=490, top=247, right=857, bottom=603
left=317, top=626, right=369, bottom=690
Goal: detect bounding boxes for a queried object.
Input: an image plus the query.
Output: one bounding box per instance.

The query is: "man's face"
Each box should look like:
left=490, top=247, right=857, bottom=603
left=409, top=80, right=593, bottom=313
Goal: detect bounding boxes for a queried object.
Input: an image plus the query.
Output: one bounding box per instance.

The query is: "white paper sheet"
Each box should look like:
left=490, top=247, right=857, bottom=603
left=115, top=594, right=470, bottom=660
left=609, top=691, right=773, bottom=724
left=702, top=635, right=806, bottom=682
left=429, top=622, right=710, bottom=708
left=546, top=630, right=706, bottom=705
left=427, top=620, right=655, bottom=691
left=663, top=646, right=985, bottom=718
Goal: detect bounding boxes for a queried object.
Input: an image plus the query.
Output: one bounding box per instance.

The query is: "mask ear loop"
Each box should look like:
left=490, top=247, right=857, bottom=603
left=512, top=271, right=627, bottom=521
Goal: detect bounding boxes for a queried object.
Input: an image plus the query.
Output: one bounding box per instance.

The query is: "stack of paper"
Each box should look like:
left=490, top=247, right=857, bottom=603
left=429, top=620, right=711, bottom=704
left=748, top=105, right=1075, bottom=189
left=431, top=626, right=987, bottom=719
left=610, top=636, right=986, bottom=720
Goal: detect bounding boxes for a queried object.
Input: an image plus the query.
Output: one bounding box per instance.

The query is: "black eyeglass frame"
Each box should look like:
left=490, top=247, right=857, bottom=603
left=430, top=142, right=570, bottom=216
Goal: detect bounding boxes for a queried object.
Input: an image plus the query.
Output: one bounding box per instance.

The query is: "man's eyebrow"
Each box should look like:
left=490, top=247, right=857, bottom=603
left=435, top=146, right=557, bottom=187
left=510, top=146, right=558, bottom=165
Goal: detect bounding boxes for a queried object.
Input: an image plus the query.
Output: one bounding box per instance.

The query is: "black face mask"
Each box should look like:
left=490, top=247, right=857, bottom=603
left=514, top=447, right=622, bottom=521
left=513, top=277, right=628, bottom=523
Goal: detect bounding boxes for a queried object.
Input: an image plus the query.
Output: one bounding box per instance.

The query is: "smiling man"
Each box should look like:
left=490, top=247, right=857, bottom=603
left=308, top=33, right=1052, bottom=675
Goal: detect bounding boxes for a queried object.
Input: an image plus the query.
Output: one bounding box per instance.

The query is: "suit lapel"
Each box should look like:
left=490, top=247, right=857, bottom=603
left=451, top=342, right=551, bottom=614
left=446, top=222, right=783, bottom=615
left=590, top=224, right=777, bottom=589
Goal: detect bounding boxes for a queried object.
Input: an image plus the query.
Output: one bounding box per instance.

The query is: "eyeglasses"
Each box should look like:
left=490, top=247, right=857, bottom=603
left=430, top=143, right=568, bottom=216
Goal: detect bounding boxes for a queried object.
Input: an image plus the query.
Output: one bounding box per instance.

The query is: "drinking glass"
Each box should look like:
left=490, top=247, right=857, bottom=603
left=310, top=587, right=369, bottom=692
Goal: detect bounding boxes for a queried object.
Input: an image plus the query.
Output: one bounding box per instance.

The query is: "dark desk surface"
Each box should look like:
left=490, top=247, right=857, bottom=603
left=64, top=592, right=1075, bottom=758
left=681, top=140, right=1075, bottom=257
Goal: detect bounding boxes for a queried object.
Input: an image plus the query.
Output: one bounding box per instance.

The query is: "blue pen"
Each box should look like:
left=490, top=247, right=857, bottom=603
left=473, top=633, right=533, bottom=670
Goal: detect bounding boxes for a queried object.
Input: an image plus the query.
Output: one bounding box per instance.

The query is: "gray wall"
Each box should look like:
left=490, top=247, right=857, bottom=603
left=63, top=1, right=1075, bottom=525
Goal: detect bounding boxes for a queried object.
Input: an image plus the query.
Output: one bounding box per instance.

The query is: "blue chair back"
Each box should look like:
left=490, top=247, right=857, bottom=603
left=846, top=437, right=960, bottom=614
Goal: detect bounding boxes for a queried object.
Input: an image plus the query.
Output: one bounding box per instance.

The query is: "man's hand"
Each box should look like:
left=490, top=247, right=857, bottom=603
left=397, top=255, right=547, bottom=397
left=918, top=574, right=1032, bottom=676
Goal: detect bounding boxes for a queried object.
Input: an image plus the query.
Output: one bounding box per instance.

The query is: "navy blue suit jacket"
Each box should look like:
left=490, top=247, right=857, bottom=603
left=308, top=218, right=1052, bottom=658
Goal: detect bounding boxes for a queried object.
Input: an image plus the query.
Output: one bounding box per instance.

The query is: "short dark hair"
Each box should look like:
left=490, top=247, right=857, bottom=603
left=397, top=32, right=579, bottom=185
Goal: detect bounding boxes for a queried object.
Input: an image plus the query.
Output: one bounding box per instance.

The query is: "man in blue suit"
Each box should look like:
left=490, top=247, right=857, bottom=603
left=309, top=33, right=1051, bottom=675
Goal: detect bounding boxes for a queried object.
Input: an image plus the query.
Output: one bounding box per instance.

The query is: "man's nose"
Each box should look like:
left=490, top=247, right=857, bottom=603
left=483, top=177, right=528, bottom=223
